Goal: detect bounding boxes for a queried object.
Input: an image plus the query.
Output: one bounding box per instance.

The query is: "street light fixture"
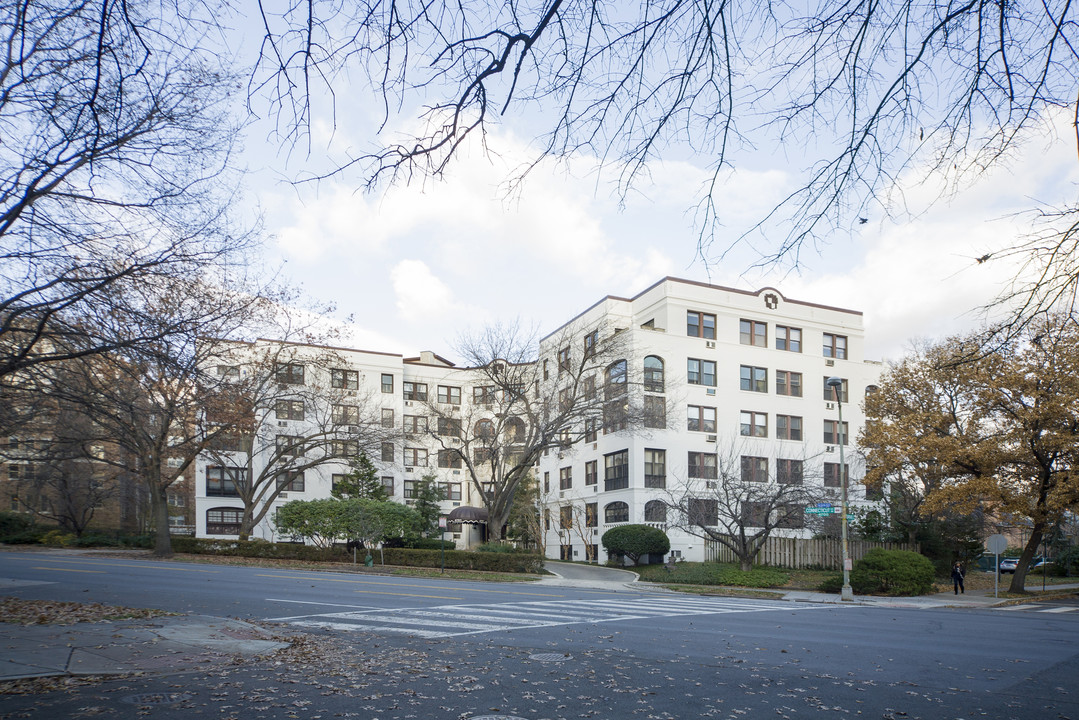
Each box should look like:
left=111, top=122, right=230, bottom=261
left=826, top=375, right=854, bottom=601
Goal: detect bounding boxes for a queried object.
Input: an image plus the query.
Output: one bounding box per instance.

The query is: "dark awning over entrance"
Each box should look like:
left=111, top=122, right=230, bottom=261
left=446, top=506, right=488, bottom=524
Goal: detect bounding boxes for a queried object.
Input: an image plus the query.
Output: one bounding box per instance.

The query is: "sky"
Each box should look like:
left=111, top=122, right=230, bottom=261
left=238, top=74, right=1078, bottom=367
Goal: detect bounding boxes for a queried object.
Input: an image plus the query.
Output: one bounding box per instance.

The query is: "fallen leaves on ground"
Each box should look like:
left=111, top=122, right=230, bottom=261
left=0, top=596, right=174, bottom=625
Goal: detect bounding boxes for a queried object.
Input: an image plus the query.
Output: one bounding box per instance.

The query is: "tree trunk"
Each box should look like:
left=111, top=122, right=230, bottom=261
left=1008, top=524, right=1043, bottom=594
left=150, top=485, right=173, bottom=558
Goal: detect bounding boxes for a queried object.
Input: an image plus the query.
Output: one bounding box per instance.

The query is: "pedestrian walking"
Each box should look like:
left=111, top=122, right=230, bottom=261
left=951, top=561, right=965, bottom=594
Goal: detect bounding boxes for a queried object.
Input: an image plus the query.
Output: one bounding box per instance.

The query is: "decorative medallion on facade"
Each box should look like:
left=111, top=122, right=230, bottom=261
left=764, top=292, right=779, bottom=310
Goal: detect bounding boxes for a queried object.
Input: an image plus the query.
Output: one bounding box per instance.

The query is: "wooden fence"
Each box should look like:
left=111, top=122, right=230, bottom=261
left=705, top=536, right=919, bottom=570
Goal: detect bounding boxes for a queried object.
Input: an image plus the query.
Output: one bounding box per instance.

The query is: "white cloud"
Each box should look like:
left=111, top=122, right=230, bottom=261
left=390, top=260, right=460, bottom=324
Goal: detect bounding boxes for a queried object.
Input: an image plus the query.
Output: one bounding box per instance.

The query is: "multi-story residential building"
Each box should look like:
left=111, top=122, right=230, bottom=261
left=194, top=278, right=880, bottom=559
left=535, top=278, right=881, bottom=562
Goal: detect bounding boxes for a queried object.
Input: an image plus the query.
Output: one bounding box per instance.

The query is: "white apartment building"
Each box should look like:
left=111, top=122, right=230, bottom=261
left=195, top=277, right=880, bottom=559
left=535, top=278, right=881, bottom=563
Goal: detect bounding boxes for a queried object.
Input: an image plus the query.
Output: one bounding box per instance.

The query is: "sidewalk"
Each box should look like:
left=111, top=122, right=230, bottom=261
left=0, top=614, right=288, bottom=683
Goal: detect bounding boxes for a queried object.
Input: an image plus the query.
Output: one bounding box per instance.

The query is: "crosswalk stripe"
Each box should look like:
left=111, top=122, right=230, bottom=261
left=1038, top=607, right=1077, bottom=613
left=271, top=595, right=819, bottom=638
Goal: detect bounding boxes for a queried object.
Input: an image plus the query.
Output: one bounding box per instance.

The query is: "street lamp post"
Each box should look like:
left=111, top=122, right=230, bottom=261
left=827, top=376, right=854, bottom=601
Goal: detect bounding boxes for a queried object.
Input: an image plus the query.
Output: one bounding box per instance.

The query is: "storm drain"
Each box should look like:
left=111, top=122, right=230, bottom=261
left=121, top=692, right=193, bottom=706
left=528, top=653, right=571, bottom=662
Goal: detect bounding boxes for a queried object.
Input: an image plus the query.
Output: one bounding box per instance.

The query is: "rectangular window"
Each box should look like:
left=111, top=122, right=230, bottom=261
left=742, top=501, right=769, bottom=527
left=559, top=466, right=572, bottom=490
left=332, top=404, right=359, bottom=425
left=739, top=411, right=767, bottom=437
left=688, top=405, right=717, bottom=433
left=380, top=408, right=395, bottom=428
left=740, top=365, right=768, bottom=392
left=474, top=447, right=492, bottom=464
left=739, top=319, right=767, bottom=347
left=604, top=450, right=629, bottom=491
left=688, top=452, right=717, bottom=479
left=558, top=346, right=571, bottom=373
left=776, top=326, right=802, bottom=352
left=403, top=382, right=428, bottom=401
left=824, top=377, right=849, bottom=402
left=777, top=459, right=804, bottom=485
left=381, top=442, right=394, bottom=462
left=642, top=395, right=666, bottom=429
left=687, top=311, right=717, bottom=339
left=403, top=480, right=417, bottom=499
left=776, top=414, right=803, bottom=441
left=560, top=505, right=573, bottom=530
left=404, top=447, right=428, bottom=467
left=276, top=471, right=305, bottom=492
left=331, top=368, right=359, bottom=390
left=687, top=358, right=717, bottom=386
left=381, top=373, right=394, bottom=394
left=776, top=370, right=803, bottom=397
left=584, top=418, right=598, bottom=443
left=275, top=362, right=305, bottom=385
left=585, top=502, right=597, bottom=528
left=776, top=504, right=806, bottom=529
left=603, top=401, right=627, bottom=433
left=824, top=462, right=850, bottom=487
left=206, top=466, right=243, bottom=497
left=331, top=473, right=348, bottom=493
left=688, top=498, right=718, bottom=526
left=824, top=420, right=849, bottom=445
left=585, top=460, right=597, bottom=486
left=644, top=449, right=666, bottom=489
left=584, top=330, right=599, bottom=358
left=437, top=385, right=461, bottom=404
left=275, top=435, right=303, bottom=458
left=823, top=333, right=848, bottom=359
left=741, top=456, right=768, bottom=483
left=275, top=399, right=304, bottom=421
left=473, top=386, right=497, bottom=405
left=439, top=482, right=462, bottom=501
left=438, top=449, right=462, bottom=469
left=543, top=471, right=550, bottom=494
left=437, top=417, right=461, bottom=437
left=380, top=476, right=395, bottom=496
left=332, top=439, right=359, bottom=457
left=403, top=415, right=428, bottom=434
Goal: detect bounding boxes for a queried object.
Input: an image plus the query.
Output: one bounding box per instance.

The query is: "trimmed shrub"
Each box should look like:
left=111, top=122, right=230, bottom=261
left=636, top=562, right=790, bottom=588
left=40, top=529, right=76, bottom=547
left=0, top=511, right=35, bottom=537
left=407, top=538, right=456, bottom=550
left=601, top=524, right=671, bottom=565
left=475, top=542, right=524, bottom=553
left=168, top=537, right=544, bottom=573
left=850, top=549, right=935, bottom=596
left=816, top=573, right=843, bottom=593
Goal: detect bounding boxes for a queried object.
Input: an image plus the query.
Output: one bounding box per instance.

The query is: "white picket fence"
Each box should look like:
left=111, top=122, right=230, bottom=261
left=705, top=535, right=918, bottom=569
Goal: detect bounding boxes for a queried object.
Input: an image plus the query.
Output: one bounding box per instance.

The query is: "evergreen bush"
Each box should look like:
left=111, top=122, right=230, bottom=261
left=601, top=524, right=670, bottom=565
left=850, top=549, right=935, bottom=596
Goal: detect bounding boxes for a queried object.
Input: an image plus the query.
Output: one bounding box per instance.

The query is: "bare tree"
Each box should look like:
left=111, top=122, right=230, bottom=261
left=423, top=320, right=640, bottom=541
left=0, top=1, right=254, bottom=383
left=247, top=2, right=1078, bottom=328
left=664, top=438, right=823, bottom=571
left=201, top=339, right=396, bottom=540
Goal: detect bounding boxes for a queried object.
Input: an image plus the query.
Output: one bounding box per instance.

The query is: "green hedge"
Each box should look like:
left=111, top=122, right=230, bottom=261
left=636, top=562, right=789, bottom=588
left=850, top=549, right=936, bottom=596
left=169, top=537, right=544, bottom=573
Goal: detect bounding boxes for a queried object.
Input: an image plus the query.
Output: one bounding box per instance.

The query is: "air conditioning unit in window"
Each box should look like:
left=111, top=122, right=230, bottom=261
left=405, top=466, right=414, bottom=472
left=826, top=359, right=835, bottom=367
left=452, top=469, right=460, bottom=475
left=279, top=493, right=288, bottom=499
left=706, top=341, right=715, bottom=349
left=277, top=421, right=288, bottom=427
left=347, top=426, right=358, bottom=433
left=706, top=481, right=717, bottom=489
left=706, top=388, right=716, bottom=396
left=405, top=400, right=413, bottom=407
left=706, top=435, right=717, bottom=443
left=826, top=445, right=836, bottom=453
left=825, top=402, right=835, bottom=410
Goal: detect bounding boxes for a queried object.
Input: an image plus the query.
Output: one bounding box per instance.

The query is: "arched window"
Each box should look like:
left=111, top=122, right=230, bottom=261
left=605, top=359, right=627, bottom=399
left=505, top=417, right=526, bottom=443
left=866, top=384, right=880, bottom=396
left=475, top=419, right=495, bottom=442
left=206, top=507, right=242, bottom=535
left=643, top=356, right=664, bottom=393
left=604, top=501, right=629, bottom=524
left=644, top=500, right=666, bottom=523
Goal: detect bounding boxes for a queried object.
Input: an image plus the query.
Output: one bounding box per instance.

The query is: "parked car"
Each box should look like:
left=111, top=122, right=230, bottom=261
left=999, top=558, right=1020, bottom=574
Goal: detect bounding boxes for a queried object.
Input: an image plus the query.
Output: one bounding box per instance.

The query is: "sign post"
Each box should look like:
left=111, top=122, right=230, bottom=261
left=986, top=534, right=1008, bottom=598
left=439, top=516, right=447, bottom=574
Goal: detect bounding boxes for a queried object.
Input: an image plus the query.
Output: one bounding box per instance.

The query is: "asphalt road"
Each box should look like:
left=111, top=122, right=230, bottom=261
left=1, top=550, right=1077, bottom=720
